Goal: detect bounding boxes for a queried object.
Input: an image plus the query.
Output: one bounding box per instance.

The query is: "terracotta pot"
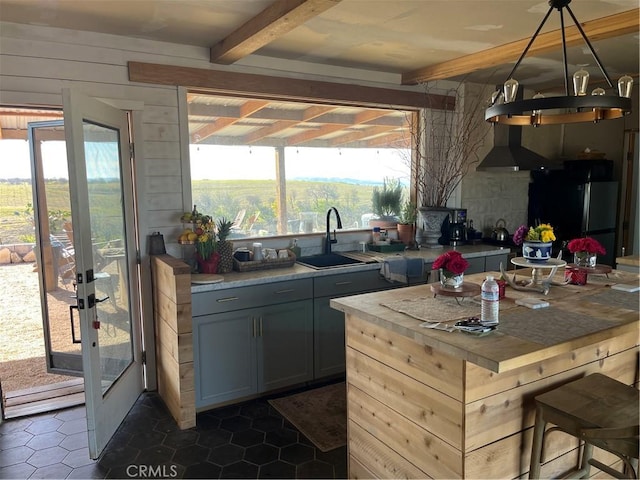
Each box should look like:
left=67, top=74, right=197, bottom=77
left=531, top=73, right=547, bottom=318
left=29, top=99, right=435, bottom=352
left=397, top=223, right=415, bottom=246
left=369, top=217, right=398, bottom=229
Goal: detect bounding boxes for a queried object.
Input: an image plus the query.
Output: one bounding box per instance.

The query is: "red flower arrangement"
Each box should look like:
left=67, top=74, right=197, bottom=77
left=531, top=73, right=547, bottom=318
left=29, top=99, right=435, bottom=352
left=432, top=250, right=469, bottom=275
left=567, top=237, right=606, bottom=255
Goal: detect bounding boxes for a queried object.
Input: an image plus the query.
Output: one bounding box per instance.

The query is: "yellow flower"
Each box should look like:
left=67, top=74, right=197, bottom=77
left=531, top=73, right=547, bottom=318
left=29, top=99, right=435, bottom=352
left=517, top=223, right=556, bottom=244
left=540, top=230, right=555, bottom=242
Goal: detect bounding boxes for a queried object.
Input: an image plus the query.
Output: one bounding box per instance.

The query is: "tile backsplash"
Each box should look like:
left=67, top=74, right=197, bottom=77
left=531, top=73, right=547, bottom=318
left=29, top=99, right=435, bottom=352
left=462, top=170, right=531, bottom=238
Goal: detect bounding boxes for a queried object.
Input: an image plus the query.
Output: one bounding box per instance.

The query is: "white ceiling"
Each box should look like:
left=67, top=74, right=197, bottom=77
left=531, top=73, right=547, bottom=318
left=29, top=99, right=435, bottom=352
left=0, top=0, right=638, bottom=93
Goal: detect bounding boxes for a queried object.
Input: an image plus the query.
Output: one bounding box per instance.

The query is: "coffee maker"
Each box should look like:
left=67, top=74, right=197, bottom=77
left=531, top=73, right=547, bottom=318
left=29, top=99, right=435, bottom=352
left=448, top=208, right=467, bottom=246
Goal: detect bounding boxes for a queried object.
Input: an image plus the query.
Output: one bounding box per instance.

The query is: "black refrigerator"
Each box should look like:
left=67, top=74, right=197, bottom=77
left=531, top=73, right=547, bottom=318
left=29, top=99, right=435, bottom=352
left=528, top=169, right=618, bottom=266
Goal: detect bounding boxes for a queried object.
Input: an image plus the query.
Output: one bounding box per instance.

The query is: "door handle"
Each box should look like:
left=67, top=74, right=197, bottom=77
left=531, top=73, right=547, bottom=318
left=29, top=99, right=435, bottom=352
left=69, top=305, right=81, bottom=344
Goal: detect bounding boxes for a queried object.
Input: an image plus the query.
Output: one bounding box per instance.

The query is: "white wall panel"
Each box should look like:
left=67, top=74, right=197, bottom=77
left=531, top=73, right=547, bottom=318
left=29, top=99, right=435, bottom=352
left=142, top=158, right=183, bottom=177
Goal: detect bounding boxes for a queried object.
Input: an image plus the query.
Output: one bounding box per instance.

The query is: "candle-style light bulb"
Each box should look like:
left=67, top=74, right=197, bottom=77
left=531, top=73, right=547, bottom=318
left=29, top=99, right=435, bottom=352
left=591, top=87, right=605, bottom=96
left=618, top=75, right=633, bottom=98
left=532, top=92, right=545, bottom=116
left=573, top=68, right=589, bottom=96
left=503, top=78, right=519, bottom=103
left=490, top=90, right=502, bottom=106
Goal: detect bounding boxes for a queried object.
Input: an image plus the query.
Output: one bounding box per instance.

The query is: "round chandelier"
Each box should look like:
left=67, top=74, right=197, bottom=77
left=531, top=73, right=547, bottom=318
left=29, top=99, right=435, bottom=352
left=485, top=0, right=633, bottom=126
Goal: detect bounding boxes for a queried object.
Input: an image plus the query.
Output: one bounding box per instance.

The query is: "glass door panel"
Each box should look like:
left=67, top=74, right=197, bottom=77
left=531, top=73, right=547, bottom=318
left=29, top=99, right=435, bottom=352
left=28, top=121, right=82, bottom=373
left=82, top=123, right=133, bottom=393
left=63, top=89, right=143, bottom=458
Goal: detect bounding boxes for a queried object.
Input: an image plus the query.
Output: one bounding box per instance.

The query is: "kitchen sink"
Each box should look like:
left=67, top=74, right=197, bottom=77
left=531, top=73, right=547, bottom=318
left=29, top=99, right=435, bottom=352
left=296, top=253, right=366, bottom=269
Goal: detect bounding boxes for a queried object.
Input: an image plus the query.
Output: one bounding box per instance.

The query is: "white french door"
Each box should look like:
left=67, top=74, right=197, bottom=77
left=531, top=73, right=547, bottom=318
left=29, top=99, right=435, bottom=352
left=62, top=89, right=143, bottom=458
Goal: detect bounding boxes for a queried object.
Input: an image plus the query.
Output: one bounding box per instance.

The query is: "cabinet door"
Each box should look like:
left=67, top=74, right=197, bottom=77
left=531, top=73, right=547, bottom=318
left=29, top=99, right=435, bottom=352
left=314, top=296, right=346, bottom=378
left=258, top=300, right=313, bottom=392
left=485, top=253, right=508, bottom=272
left=193, top=313, right=257, bottom=408
left=465, top=257, right=485, bottom=274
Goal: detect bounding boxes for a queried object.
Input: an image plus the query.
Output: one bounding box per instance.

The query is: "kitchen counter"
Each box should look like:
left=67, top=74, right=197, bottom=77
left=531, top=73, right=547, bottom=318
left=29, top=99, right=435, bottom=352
left=151, top=244, right=509, bottom=430
left=190, top=243, right=508, bottom=292
left=331, top=269, right=639, bottom=478
left=616, top=254, right=639, bottom=273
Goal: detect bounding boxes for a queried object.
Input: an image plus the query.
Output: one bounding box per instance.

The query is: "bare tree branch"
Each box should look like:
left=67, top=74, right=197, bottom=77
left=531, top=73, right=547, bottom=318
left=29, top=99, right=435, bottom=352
left=405, top=81, right=493, bottom=207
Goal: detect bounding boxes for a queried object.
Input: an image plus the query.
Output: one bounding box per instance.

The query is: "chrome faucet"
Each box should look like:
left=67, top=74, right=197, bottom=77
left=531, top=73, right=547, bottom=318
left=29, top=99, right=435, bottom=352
left=325, top=207, right=343, bottom=254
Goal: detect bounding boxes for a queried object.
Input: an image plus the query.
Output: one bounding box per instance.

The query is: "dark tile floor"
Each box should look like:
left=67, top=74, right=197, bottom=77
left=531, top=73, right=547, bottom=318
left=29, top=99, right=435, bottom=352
left=0, top=388, right=347, bottom=479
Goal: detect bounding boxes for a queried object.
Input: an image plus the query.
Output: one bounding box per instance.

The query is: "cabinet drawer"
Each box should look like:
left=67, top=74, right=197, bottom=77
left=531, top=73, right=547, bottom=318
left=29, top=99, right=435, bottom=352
left=314, top=269, right=391, bottom=298
left=193, top=279, right=312, bottom=316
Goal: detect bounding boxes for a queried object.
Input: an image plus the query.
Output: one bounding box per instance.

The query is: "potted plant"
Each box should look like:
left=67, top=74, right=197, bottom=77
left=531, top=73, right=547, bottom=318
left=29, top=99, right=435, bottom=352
left=371, top=177, right=403, bottom=228
left=567, top=237, right=606, bottom=268
left=432, top=250, right=469, bottom=288
left=513, top=223, right=556, bottom=263
left=397, top=201, right=417, bottom=246
left=408, top=82, right=492, bottom=248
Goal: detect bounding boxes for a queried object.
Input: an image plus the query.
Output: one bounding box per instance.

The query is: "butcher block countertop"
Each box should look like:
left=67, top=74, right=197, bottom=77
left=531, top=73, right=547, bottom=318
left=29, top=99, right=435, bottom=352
left=331, top=269, right=640, bottom=373
left=616, top=254, right=640, bottom=267
left=333, top=268, right=639, bottom=479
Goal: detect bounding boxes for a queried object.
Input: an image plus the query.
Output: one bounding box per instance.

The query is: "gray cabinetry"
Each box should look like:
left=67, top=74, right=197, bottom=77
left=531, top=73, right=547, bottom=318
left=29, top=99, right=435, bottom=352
left=313, top=269, right=409, bottom=378
left=465, top=257, right=485, bottom=274
left=193, top=279, right=313, bottom=409
left=485, top=253, right=509, bottom=272
left=259, top=301, right=313, bottom=392
left=194, top=312, right=256, bottom=407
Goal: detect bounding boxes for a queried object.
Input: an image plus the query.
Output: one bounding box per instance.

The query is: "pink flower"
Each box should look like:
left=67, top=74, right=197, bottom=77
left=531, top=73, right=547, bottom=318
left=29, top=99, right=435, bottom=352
left=513, top=225, right=528, bottom=246
left=432, top=250, right=469, bottom=275
left=567, top=237, right=606, bottom=255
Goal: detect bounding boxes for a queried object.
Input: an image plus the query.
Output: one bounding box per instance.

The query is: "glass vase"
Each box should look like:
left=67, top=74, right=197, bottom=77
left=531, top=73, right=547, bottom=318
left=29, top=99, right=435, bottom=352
left=440, top=268, right=464, bottom=288
left=573, top=252, right=597, bottom=268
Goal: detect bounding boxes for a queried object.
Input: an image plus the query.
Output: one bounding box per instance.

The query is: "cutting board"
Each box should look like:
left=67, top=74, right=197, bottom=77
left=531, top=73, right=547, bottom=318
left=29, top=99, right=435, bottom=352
left=191, top=274, right=224, bottom=284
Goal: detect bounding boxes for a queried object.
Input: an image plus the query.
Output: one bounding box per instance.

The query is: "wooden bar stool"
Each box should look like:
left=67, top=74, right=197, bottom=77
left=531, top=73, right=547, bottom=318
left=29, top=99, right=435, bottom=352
left=529, top=373, right=639, bottom=479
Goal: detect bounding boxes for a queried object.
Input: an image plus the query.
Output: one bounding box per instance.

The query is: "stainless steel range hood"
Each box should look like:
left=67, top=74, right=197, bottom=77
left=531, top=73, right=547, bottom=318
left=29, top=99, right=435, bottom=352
left=476, top=123, right=554, bottom=171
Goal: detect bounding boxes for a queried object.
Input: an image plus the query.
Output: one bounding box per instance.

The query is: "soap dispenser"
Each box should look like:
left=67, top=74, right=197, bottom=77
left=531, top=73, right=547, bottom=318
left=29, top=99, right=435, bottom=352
left=290, top=239, right=301, bottom=258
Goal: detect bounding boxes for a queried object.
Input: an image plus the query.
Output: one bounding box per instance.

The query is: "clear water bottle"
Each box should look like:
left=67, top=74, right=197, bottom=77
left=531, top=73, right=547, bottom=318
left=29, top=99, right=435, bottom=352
left=481, top=275, right=500, bottom=325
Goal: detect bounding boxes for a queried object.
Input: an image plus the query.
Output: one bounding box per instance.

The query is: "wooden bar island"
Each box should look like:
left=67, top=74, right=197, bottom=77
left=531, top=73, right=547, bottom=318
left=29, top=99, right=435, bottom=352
left=330, top=269, right=639, bottom=479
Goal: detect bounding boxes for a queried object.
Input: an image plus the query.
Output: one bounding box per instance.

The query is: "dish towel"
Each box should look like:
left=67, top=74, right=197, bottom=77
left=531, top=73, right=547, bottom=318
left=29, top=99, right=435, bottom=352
left=380, top=256, right=424, bottom=284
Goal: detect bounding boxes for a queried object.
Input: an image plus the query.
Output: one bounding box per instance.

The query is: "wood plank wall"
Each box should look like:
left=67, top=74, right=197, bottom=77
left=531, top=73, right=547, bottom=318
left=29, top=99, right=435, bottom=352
left=151, top=255, right=194, bottom=429
left=0, top=21, right=200, bottom=389
left=0, top=22, right=423, bottom=391
left=345, top=313, right=639, bottom=479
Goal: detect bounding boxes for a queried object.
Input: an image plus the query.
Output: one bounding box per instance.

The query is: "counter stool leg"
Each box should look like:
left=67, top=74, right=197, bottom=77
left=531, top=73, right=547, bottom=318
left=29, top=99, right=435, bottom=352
left=576, top=441, right=593, bottom=478
left=529, top=404, right=547, bottom=479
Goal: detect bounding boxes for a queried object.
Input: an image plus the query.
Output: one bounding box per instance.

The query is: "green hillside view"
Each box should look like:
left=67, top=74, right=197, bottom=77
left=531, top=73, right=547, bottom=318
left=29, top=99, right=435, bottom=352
left=192, top=179, right=389, bottom=235
left=1, top=178, right=401, bottom=244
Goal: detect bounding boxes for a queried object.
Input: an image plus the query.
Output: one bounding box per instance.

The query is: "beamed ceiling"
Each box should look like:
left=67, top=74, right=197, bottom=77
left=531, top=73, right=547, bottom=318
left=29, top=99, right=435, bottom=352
left=0, top=0, right=637, bottom=147
left=187, top=93, right=413, bottom=149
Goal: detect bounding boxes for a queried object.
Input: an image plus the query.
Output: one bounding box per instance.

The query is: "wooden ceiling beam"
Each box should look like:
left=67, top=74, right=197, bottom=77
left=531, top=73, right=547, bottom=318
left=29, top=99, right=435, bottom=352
left=329, top=126, right=398, bottom=147
left=402, top=8, right=640, bottom=85
left=285, top=123, right=346, bottom=145
left=364, top=132, right=410, bottom=149
left=191, top=118, right=236, bottom=143
left=191, top=99, right=270, bottom=142
left=244, top=120, right=299, bottom=144
left=210, top=0, right=342, bottom=65
left=130, top=62, right=449, bottom=110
